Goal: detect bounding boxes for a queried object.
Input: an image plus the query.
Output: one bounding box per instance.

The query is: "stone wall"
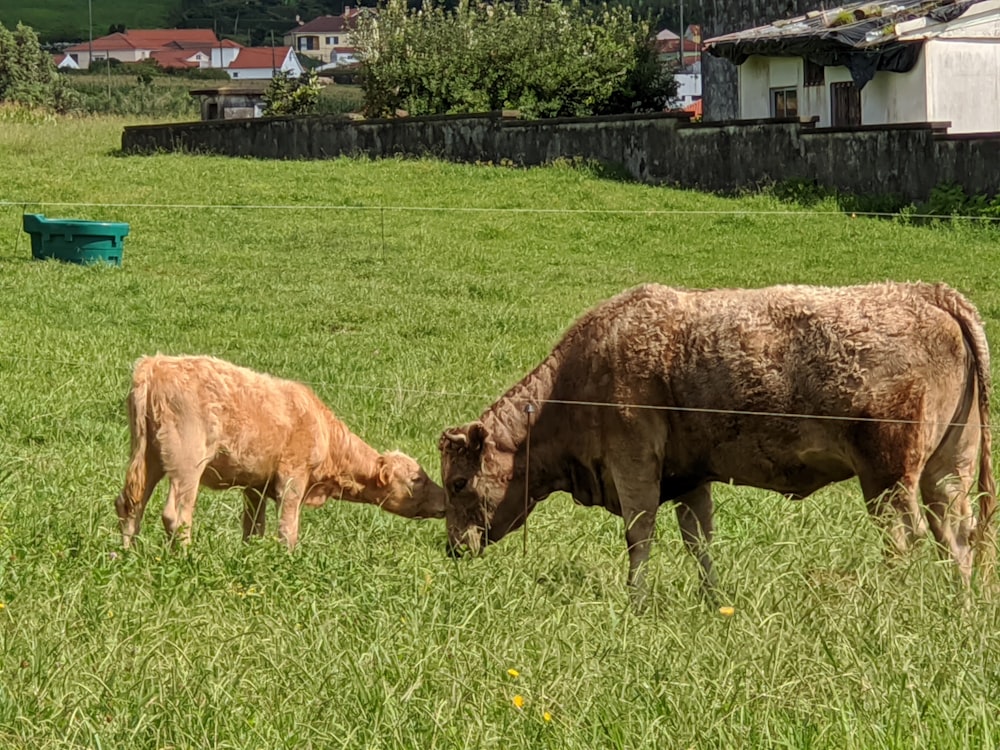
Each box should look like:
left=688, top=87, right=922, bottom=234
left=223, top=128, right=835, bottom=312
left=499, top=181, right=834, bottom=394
left=121, top=112, right=1000, bottom=202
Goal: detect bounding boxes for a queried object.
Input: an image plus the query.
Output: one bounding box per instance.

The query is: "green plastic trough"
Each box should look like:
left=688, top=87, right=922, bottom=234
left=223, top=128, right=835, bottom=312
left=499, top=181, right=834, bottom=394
left=23, top=213, right=129, bottom=266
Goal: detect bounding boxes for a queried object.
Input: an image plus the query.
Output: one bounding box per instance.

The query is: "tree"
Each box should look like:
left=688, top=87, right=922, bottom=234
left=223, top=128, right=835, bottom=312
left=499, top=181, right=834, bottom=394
left=263, top=69, right=322, bottom=115
left=352, top=0, right=676, bottom=119
left=0, top=22, right=76, bottom=111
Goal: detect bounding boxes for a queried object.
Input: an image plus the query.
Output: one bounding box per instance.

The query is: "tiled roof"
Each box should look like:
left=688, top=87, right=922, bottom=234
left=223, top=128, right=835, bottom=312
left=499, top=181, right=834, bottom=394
left=151, top=49, right=206, bottom=69
left=66, top=28, right=220, bottom=53
left=228, top=47, right=293, bottom=69
left=286, top=13, right=358, bottom=34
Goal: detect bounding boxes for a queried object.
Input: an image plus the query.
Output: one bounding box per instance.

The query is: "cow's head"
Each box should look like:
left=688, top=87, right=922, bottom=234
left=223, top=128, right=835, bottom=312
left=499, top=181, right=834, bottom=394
left=439, top=420, right=519, bottom=556
left=373, top=451, right=446, bottom=519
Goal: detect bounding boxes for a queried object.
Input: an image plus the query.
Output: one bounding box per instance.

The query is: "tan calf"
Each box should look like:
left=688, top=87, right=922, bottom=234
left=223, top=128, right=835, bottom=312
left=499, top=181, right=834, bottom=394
left=114, top=355, right=444, bottom=548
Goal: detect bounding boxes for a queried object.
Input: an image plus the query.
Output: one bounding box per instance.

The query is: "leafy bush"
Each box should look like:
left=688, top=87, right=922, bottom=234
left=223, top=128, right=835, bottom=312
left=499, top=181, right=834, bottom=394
left=0, top=21, right=78, bottom=111
left=263, top=69, right=321, bottom=116
left=353, top=0, right=676, bottom=119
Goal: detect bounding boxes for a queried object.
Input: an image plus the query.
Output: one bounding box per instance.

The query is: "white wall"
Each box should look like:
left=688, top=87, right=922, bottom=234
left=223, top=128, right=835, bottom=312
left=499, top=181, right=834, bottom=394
left=925, top=38, right=1000, bottom=133
left=860, top=54, right=928, bottom=126
left=738, top=56, right=771, bottom=118
left=211, top=48, right=241, bottom=68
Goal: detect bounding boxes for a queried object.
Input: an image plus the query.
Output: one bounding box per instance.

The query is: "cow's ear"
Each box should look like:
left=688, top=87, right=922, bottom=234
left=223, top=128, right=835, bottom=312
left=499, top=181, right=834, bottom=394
left=439, top=421, right=488, bottom=457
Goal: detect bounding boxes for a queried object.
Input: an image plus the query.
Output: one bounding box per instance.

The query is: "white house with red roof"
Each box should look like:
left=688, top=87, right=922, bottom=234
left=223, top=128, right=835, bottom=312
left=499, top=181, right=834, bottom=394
left=64, top=29, right=228, bottom=69
left=63, top=28, right=304, bottom=80
left=283, top=9, right=360, bottom=64
left=225, top=47, right=304, bottom=80
left=53, top=53, right=80, bottom=70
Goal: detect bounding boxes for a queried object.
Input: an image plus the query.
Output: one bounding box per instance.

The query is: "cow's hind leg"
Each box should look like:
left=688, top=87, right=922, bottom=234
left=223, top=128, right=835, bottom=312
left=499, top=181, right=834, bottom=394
left=242, top=486, right=268, bottom=540
left=673, top=484, right=717, bottom=600
left=918, top=418, right=980, bottom=586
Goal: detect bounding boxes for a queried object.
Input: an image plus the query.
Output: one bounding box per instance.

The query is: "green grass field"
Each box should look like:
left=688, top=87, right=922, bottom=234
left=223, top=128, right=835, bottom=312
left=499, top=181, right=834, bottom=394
left=1, top=116, right=1000, bottom=748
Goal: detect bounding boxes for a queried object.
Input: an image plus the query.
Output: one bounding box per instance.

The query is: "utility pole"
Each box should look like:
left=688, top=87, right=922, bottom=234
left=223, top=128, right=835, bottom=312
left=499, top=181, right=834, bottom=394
left=678, top=0, right=684, bottom=70
left=88, top=0, right=93, bottom=70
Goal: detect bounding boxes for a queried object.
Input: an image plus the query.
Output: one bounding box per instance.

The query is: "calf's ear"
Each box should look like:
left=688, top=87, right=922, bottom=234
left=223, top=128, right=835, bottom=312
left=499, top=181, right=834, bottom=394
left=439, top=421, right=488, bottom=457
left=376, top=456, right=394, bottom=487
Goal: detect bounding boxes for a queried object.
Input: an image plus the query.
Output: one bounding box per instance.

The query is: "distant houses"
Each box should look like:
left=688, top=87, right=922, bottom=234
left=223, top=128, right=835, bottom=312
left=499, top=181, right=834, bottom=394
left=282, top=8, right=360, bottom=68
left=62, top=26, right=307, bottom=80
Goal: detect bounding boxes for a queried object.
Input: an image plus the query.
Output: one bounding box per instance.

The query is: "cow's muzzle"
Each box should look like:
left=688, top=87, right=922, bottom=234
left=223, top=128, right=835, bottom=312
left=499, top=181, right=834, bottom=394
left=446, top=526, right=485, bottom=558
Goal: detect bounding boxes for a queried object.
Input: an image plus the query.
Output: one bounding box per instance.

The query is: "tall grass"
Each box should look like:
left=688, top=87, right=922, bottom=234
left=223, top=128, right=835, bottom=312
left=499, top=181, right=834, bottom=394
left=63, top=73, right=200, bottom=118
left=0, top=117, right=999, bottom=748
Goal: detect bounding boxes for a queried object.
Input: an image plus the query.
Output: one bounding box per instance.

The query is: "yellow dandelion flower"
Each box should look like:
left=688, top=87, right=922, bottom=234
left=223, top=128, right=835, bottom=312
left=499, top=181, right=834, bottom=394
left=0, top=602, right=6, bottom=610
left=543, top=711, right=552, bottom=722
left=718, top=605, right=735, bottom=617
left=507, top=668, right=520, bottom=678
left=512, top=695, right=524, bottom=709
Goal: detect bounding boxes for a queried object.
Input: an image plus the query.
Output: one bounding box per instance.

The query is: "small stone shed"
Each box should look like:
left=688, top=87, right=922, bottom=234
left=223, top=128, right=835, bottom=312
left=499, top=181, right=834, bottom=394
left=190, top=86, right=268, bottom=120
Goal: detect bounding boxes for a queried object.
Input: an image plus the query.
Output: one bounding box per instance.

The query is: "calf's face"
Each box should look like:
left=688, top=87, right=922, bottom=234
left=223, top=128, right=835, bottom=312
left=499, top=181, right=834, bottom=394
left=375, top=451, right=446, bottom=519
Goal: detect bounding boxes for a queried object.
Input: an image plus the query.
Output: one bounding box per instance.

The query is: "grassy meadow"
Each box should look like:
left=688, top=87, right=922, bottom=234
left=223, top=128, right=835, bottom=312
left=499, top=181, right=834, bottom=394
left=2, top=116, right=1000, bottom=748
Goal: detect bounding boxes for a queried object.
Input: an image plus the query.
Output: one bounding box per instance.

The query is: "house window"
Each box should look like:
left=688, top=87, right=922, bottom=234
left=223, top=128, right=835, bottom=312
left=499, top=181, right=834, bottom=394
left=830, top=81, right=862, bottom=126
left=804, top=59, right=824, bottom=87
left=69, top=53, right=78, bottom=63
left=298, top=36, right=318, bottom=51
left=325, top=36, right=339, bottom=45
left=771, top=87, right=798, bottom=118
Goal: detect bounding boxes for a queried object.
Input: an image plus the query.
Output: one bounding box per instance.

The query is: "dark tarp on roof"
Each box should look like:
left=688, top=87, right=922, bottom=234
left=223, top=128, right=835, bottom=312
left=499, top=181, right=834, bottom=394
left=705, top=0, right=977, bottom=88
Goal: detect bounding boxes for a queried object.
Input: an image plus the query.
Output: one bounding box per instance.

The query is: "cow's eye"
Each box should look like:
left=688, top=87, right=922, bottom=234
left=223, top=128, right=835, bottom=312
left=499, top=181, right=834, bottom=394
left=451, top=478, right=467, bottom=494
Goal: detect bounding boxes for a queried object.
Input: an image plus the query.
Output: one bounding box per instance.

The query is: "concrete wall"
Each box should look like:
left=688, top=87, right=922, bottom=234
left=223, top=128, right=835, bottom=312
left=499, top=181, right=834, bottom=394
left=121, top=111, right=1000, bottom=202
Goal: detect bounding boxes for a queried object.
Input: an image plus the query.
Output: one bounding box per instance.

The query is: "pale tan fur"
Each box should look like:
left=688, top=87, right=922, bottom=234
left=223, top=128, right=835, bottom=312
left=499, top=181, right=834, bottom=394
left=440, top=282, right=994, bottom=594
left=115, top=355, right=444, bottom=548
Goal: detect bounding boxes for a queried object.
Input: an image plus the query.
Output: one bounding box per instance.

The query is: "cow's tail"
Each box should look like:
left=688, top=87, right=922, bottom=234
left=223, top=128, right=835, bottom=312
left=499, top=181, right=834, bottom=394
left=929, top=283, right=996, bottom=576
left=120, top=358, right=153, bottom=512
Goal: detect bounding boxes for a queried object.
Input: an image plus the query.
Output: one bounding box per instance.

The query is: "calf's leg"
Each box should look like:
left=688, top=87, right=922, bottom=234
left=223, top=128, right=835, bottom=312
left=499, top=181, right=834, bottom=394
left=115, top=455, right=164, bottom=549
left=162, top=475, right=200, bottom=547
left=242, top=487, right=268, bottom=540
left=275, top=473, right=307, bottom=549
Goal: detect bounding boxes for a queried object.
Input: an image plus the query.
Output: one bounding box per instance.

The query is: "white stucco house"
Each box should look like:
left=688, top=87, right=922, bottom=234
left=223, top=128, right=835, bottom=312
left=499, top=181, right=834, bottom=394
left=225, top=47, right=305, bottom=80
left=704, top=0, right=1000, bottom=133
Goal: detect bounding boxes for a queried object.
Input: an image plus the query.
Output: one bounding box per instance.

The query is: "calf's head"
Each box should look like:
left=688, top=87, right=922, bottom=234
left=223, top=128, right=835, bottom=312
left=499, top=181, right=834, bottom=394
left=372, top=450, right=446, bottom=519
left=439, top=421, right=520, bottom=556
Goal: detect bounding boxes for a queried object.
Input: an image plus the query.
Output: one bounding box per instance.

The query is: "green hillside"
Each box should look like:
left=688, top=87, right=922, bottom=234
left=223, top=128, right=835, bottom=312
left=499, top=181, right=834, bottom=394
left=0, top=0, right=182, bottom=42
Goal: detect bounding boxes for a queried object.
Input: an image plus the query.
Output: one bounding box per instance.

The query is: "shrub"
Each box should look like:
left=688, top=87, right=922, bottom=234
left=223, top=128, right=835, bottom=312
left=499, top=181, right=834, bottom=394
left=0, top=21, right=77, bottom=111
left=263, top=69, right=322, bottom=116
left=353, top=0, right=676, bottom=119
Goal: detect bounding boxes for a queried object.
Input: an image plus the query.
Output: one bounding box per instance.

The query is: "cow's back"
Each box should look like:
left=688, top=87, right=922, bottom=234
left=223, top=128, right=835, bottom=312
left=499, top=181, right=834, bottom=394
left=549, top=282, right=980, bottom=496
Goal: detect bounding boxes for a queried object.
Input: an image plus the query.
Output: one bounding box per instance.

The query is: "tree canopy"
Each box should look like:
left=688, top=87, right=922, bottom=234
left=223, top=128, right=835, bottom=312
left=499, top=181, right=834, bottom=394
left=354, top=0, right=677, bottom=119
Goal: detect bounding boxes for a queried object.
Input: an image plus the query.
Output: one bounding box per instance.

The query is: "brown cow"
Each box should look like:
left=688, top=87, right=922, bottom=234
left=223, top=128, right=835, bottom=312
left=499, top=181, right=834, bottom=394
left=439, top=282, right=995, bottom=596
left=114, top=355, right=445, bottom=548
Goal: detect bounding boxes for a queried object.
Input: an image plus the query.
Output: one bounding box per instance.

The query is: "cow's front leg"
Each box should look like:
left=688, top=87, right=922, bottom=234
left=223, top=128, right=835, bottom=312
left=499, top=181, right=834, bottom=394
left=614, top=462, right=662, bottom=608
left=674, top=484, right=717, bottom=601
left=275, top=474, right=306, bottom=549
